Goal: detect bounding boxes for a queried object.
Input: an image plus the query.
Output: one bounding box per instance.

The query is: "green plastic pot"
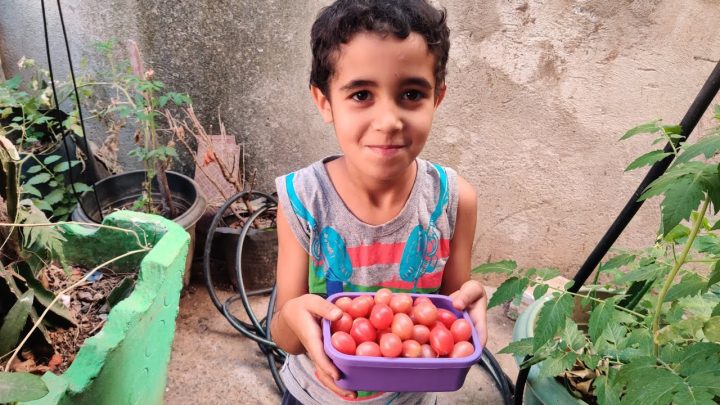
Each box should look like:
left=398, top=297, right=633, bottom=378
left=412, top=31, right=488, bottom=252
left=20, top=210, right=190, bottom=405
left=512, top=297, right=588, bottom=405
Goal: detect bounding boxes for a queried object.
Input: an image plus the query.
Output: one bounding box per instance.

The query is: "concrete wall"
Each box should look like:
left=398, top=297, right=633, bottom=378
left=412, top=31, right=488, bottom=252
left=2, top=0, right=720, bottom=276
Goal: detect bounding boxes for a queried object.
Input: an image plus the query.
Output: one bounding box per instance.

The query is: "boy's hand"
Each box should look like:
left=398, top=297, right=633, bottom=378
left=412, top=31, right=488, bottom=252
left=449, top=280, right=488, bottom=347
left=280, top=294, right=357, bottom=399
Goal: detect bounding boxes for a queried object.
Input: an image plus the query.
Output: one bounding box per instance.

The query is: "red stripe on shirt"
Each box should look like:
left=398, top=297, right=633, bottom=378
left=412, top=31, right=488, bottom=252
left=346, top=239, right=451, bottom=267
left=377, top=270, right=445, bottom=290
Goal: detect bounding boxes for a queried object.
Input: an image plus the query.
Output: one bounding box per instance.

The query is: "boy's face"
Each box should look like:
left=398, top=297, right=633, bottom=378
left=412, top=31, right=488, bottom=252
left=311, top=32, right=445, bottom=182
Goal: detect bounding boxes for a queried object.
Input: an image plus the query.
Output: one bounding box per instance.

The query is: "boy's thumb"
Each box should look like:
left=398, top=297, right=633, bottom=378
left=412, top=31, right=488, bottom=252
left=308, top=295, right=343, bottom=320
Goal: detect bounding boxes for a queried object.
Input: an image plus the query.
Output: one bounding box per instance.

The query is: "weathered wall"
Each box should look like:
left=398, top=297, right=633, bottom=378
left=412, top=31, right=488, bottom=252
left=2, top=0, right=720, bottom=276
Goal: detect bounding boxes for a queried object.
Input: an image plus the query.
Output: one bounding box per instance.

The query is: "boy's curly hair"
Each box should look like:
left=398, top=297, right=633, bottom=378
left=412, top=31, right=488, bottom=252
left=310, top=0, right=450, bottom=97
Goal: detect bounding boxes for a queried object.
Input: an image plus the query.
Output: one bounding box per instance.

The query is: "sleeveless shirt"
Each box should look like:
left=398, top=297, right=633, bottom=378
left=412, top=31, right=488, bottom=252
left=274, top=156, right=459, bottom=404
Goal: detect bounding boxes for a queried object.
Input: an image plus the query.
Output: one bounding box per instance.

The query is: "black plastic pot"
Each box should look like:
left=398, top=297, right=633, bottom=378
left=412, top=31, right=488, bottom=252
left=71, top=170, right=208, bottom=285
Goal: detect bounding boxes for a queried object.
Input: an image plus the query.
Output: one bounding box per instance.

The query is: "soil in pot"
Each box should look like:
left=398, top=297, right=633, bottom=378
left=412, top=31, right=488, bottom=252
left=5, top=264, right=136, bottom=375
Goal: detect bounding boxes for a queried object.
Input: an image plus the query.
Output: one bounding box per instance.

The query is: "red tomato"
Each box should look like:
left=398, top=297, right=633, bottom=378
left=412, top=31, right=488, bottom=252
left=356, top=341, right=381, bottom=357
left=412, top=324, right=430, bottom=344
left=369, top=303, right=394, bottom=330
left=421, top=343, right=438, bottom=358
left=412, top=302, right=438, bottom=327
left=413, top=296, right=433, bottom=306
left=376, top=328, right=392, bottom=340
left=391, top=313, right=414, bottom=340
left=331, top=331, right=356, bottom=355
left=350, top=318, right=376, bottom=344
left=331, top=312, right=353, bottom=334
left=429, top=326, right=454, bottom=356
left=436, top=308, right=458, bottom=329
left=335, top=297, right=352, bottom=313
left=348, top=296, right=373, bottom=318
left=374, top=288, right=393, bottom=305
left=450, top=341, right=475, bottom=358
left=402, top=339, right=422, bottom=358
left=379, top=333, right=403, bottom=358
left=389, top=293, right=413, bottom=314
left=450, top=319, right=473, bottom=342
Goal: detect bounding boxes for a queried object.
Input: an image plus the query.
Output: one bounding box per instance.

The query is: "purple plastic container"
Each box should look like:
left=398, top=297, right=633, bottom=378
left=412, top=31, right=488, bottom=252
left=322, top=292, right=483, bottom=392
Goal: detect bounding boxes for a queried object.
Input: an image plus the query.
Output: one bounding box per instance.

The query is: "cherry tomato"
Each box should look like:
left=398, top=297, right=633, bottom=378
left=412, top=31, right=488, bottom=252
left=350, top=317, right=376, bottom=344
left=374, top=288, right=393, bottom=305
left=379, top=333, right=403, bottom=358
left=331, top=331, right=356, bottom=355
left=450, top=319, right=473, bottom=342
left=402, top=339, right=422, bottom=358
left=429, top=326, right=454, bottom=356
left=391, top=313, right=414, bottom=340
left=436, top=308, right=458, bottom=329
left=412, top=302, right=438, bottom=327
left=413, top=296, right=433, bottom=306
left=412, top=324, right=431, bottom=344
left=389, top=293, right=413, bottom=314
left=335, top=296, right=352, bottom=313
left=356, top=341, right=381, bottom=357
left=450, top=341, right=475, bottom=358
left=421, top=343, right=438, bottom=358
left=331, top=312, right=353, bottom=334
left=348, top=296, right=373, bottom=318
left=376, top=328, right=392, bottom=340
left=369, top=303, right=394, bottom=330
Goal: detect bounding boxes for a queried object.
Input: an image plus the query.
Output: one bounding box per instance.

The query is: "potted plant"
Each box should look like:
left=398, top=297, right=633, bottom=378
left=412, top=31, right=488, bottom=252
left=0, top=57, right=90, bottom=220
left=480, top=107, right=720, bottom=404
left=1, top=133, right=190, bottom=404
left=69, top=40, right=207, bottom=285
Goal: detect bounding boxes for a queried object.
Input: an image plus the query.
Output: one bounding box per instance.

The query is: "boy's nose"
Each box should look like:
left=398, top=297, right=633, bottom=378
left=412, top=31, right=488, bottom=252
left=372, top=104, right=403, bottom=134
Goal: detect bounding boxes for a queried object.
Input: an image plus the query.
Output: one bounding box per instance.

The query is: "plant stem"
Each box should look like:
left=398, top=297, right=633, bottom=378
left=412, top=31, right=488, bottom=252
left=651, top=196, right=710, bottom=356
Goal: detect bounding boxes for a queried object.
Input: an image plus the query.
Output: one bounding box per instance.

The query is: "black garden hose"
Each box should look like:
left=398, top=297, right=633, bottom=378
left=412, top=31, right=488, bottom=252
left=204, top=190, right=515, bottom=403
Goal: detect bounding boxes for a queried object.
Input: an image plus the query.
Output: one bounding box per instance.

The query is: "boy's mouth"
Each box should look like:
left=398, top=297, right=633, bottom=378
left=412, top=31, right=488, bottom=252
left=367, top=145, right=404, bottom=157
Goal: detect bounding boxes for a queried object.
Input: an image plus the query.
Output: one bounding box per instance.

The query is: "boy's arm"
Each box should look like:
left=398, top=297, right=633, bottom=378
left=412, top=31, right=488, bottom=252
left=270, top=203, right=355, bottom=398
left=439, top=175, right=488, bottom=346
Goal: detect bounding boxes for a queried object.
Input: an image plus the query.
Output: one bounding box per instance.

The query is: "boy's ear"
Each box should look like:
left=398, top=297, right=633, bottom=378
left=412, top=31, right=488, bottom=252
left=310, top=85, right=333, bottom=123
left=434, top=83, right=447, bottom=110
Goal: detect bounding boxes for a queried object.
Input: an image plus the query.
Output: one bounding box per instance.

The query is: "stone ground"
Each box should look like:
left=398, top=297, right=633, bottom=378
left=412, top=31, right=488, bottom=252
left=165, top=283, right=520, bottom=405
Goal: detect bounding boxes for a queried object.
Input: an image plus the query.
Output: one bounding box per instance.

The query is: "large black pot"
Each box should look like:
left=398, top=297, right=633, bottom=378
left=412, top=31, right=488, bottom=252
left=71, top=170, right=207, bottom=285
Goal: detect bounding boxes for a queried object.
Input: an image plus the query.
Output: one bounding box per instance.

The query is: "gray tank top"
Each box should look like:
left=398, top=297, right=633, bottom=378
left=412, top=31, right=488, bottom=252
left=275, top=156, right=459, bottom=404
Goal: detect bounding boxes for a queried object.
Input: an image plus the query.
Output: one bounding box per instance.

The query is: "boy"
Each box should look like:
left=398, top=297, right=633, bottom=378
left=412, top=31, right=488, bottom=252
left=270, top=1, right=488, bottom=403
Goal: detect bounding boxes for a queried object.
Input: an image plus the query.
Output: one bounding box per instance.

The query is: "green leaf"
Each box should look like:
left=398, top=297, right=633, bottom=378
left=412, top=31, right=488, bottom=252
left=0, top=372, right=49, bottom=402
left=589, top=296, right=619, bottom=342
left=616, top=263, right=668, bottom=283
left=596, top=323, right=628, bottom=356
left=24, top=172, right=51, bottom=186
left=704, top=317, right=720, bottom=342
left=713, top=302, right=720, bottom=317
left=487, top=277, right=529, bottom=309
left=42, top=155, right=62, bottom=165
left=32, top=199, right=52, bottom=212
left=532, top=284, right=549, bottom=300
left=625, top=150, right=673, bottom=171
left=621, top=121, right=662, bottom=140
left=472, top=260, right=517, bottom=275
left=22, top=184, right=42, bottom=197
left=664, top=273, right=707, bottom=302
left=674, top=134, right=720, bottom=166
left=498, top=338, right=535, bottom=356
left=0, top=290, right=34, bottom=355
left=26, top=164, right=43, bottom=174
left=44, top=189, right=64, bottom=206
left=594, top=371, right=622, bottom=405
left=602, top=254, right=636, bottom=271
left=619, top=358, right=683, bottom=405
left=533, top=294, right=573, bottom=350
left=664, top=223, right=691, bottom=242
left=536, top=267, right=561, bottom=280
left=659, top=175, right=706, bottom=236
left=561, top=319, right=585, bottom=351
left=676, top=342, right=720, bottom=377
left=709, top=262, right=720, bottom=288
left=537, top=351, right=576, bottom=378
left=52, top=160, right=79, bottom=173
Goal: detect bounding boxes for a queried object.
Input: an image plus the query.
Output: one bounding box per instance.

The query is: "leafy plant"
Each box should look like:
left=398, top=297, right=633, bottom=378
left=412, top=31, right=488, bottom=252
left=484, top=106, right=720, bottom=404
left=87, top=39, right=191, bottom=217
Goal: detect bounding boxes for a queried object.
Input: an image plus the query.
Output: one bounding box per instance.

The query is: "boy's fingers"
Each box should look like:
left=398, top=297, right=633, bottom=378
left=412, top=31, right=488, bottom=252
left=451, top=280, right=486, bottom=310
left=315, top=369, right=356, bottom=399
left=306, top=294, right=343, bottom=321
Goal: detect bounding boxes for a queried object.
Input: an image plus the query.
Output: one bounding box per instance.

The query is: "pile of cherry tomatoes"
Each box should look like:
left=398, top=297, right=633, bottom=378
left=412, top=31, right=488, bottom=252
left=329, top=289, right=475, bottom=359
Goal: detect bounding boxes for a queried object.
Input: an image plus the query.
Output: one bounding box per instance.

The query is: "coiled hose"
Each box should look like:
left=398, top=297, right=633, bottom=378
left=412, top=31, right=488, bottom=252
left=203, top=190, right=514, bottom=404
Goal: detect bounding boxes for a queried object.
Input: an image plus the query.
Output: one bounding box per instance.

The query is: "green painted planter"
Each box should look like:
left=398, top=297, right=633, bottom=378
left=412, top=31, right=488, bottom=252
left=20, top=210, right=190, bottom=405
left=512, top=297, right=587, bottom=405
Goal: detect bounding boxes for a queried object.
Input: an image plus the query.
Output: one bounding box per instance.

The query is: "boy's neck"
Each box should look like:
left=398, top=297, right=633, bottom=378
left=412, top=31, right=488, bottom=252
left=325, top=157, right=417, bottom=225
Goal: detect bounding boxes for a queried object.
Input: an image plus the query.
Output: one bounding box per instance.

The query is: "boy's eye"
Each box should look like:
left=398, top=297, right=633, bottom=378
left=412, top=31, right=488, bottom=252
left=402, top=90, right=425, bottom=102
left=351, top=91, right=371, bottom=102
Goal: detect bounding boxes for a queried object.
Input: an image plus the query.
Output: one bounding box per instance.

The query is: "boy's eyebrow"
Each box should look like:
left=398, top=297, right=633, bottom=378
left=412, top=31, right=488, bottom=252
left=338, top=77, right=434, bottom=92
